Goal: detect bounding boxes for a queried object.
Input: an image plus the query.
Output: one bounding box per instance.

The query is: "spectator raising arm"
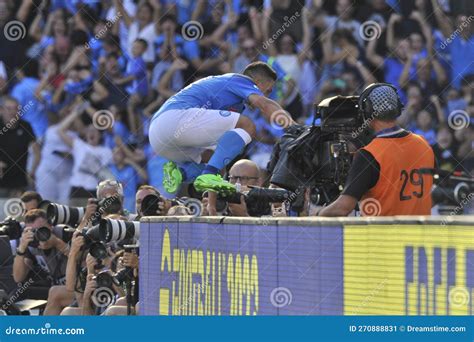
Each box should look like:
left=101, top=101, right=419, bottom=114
left=386, top=13, right=402, bottom=52
left=58, top=102, right=84, bottom=148
left=399, top=50, right=414, bottom=88
left=158, top=58, right=189, bottom=99
left=366, top=34, right=384, bottom=69
left=430, top=0, right=453, bottom=38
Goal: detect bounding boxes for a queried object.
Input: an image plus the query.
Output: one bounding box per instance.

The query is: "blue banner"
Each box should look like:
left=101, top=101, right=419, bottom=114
left=139, top=219, right=344, bottom=315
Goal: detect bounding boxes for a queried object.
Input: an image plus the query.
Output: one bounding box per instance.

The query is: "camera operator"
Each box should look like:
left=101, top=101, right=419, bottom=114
left=317, top=84, right=435, bottom=216
left=13, top=209, right=70, bottom=309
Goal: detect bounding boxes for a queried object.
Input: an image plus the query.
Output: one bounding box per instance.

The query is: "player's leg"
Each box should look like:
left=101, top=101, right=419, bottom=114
left=149, top=109, right=205, bottom=193
left=194, top=115, right=256, bottom=193
left=149, top=108, right=253, bottom=194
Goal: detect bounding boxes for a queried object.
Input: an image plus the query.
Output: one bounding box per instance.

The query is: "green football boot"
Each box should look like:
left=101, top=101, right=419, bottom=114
left=163, top=161, right=183, bottom=193
left=193, top=174, right=236, bottom=195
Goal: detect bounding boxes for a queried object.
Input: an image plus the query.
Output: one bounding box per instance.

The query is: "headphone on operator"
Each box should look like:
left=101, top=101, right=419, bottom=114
left=358, top=83, right=404, bottom=122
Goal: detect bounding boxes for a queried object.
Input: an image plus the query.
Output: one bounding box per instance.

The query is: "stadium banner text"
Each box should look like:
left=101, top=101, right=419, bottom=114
left=139, top=216, right=474, bottom=316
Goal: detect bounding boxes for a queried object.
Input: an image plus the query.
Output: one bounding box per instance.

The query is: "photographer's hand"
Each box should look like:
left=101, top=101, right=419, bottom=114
left=82, top=274, right=97, bottom=315
left=121, top=252, right=139, bottom=269
left=70, top=230, right=85, bottom=258
left=18, top=228, right=34, bottom=253
left=80, top=198, right=98, bottom=227
left=86, top=253, right=98, bottom=275
left=206, top=191, right=218, bottom=216
left=228, top=195, right=249, bottom=217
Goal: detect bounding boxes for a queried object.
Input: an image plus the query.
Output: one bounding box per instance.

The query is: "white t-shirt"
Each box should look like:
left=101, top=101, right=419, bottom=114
left=39, top=125, right=76, bottom=169
left=126, top=22, right=157, bottom=63
left=276, top=54, right=300, bottom=105
left=69, top=138, right=113, bottom=190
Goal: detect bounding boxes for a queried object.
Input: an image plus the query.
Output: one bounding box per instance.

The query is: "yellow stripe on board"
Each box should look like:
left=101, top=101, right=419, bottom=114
left=344, top=225, right=474, bottom=315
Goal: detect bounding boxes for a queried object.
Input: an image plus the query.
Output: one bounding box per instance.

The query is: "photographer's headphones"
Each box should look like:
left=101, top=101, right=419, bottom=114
left=358, top=83, right=403, bottom=122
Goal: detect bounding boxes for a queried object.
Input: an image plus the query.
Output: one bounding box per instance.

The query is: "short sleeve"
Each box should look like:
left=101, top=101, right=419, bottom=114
left=342, top=149, right=380, bottom=200
left=228, top=76, right=264, bottom=101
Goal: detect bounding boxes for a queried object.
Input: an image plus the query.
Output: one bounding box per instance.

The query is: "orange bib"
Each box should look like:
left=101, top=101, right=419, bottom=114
left=361, top=132, right=434, bottom=216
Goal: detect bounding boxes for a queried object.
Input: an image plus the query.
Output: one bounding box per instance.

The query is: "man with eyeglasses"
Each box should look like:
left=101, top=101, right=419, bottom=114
left=212, top=159, right=270, bottom=217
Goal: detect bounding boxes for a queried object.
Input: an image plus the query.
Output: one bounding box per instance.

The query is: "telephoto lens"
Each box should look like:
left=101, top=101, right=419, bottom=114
left=46, top=203, right=85, bottom=226
left=99, top=219, right=139, bottom=243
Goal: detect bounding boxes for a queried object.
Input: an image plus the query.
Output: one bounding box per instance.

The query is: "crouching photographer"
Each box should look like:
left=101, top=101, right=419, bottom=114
left=12, top=209, right=70, bottom=313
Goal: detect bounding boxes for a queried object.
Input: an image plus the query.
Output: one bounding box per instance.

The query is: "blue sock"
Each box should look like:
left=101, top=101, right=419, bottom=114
left=202, top=129, right=251, bottom=175
left=179, top=162, right=206, bottom=181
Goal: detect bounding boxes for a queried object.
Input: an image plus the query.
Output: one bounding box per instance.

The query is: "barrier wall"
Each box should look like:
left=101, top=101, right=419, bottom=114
left=139, top=216, right=474, bottom=316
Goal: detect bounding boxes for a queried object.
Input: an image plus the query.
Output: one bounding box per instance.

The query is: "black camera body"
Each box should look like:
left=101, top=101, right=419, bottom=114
left=420, top=168, right=474, bottom=214
left=29, top=226, right=52, bottom=248
left=141, top=194, right=202, bottom=217
left=0, top=218, right=22, bottom=240
left=215, top=187, right=298, bottom=216
left=268, top=96, right=364, bottom=209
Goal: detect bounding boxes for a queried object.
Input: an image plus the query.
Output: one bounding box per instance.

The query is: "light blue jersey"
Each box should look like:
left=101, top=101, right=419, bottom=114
left=152, top=73, right=263, bottom=120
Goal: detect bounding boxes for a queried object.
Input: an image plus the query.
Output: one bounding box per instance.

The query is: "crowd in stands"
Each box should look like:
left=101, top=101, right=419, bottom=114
left=0, top=0, right=472, bottom=209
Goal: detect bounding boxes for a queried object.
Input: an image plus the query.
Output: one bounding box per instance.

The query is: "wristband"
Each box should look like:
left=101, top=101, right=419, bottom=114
left=15, top=247, right=27, bottom=256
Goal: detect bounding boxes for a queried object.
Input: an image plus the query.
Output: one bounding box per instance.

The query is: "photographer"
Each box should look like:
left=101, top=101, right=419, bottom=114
left=135, top=185, right=171, bottom=218
left=20, top=191, right=43, bottom=214
left=103, top=249, right=139, bottom=316
left=204, top=159, right=274, bottom=217
left=62, top=228, right=123, bottom=316
left=12, top=209, right=70, bottom=311
left=317, top=84, right=435, bottom=217
left=75, top=181, right=125, bottom=230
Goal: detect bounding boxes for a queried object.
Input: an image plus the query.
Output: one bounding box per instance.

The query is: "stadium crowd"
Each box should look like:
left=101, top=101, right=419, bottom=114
left=0, top=0, right=473, bottom=316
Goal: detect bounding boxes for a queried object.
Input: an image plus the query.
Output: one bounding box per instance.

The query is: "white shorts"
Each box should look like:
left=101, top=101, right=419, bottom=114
left=149, top=108, right=240, bottom=163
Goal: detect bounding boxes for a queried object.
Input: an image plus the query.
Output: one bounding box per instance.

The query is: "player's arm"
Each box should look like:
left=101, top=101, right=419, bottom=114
left=248, top=94, right=295, bottom=128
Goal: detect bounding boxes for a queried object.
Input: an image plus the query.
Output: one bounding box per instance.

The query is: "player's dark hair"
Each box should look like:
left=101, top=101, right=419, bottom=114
left=243, top=62, right=277, bottom=82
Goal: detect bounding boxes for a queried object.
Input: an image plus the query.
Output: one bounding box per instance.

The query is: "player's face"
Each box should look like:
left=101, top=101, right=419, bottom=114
left=256, top=79, right=274, bottom=97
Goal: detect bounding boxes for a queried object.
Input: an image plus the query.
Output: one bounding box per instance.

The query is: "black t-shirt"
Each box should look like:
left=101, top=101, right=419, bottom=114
left=342, top=130, right=412, bottom=200
left=0, top=119, right=36, bottom=189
